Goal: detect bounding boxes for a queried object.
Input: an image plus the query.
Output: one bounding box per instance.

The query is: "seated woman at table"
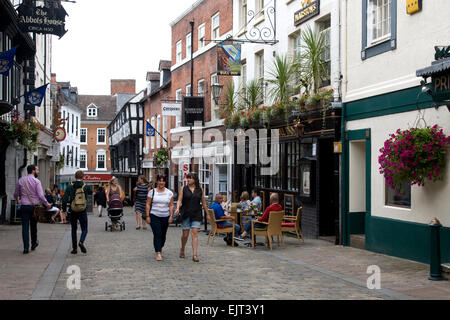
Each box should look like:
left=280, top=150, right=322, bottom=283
left=251, top=189, right=262, bottom=212
left=236, top=193, right=282, bottom=240
left=238, top=191, right=251, bottom=210
left=210, top=194, right=240, bottom=246
left=45, top=188, right=64, bottom=223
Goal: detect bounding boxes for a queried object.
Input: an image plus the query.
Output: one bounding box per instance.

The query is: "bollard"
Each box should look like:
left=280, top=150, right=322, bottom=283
left=428, top=218, right=443, bottom=281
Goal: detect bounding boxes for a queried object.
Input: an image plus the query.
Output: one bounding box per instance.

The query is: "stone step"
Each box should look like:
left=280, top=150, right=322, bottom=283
left=442, top=264, right=450, bottom=281
left=350, top=234, right=365, bottom=250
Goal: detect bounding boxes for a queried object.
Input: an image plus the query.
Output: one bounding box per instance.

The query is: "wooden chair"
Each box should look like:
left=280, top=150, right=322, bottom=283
left=281, top=207, right=303, bottom=243
left=251, top=210, right=284, bottom=250
left=207, top=209, right=235, bottom=247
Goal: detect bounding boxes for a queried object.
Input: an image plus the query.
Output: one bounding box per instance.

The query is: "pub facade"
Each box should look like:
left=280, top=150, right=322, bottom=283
left=231, top=0, right=341, bottom=240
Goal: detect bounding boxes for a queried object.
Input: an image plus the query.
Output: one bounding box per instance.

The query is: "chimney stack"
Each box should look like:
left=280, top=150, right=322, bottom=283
left=111, top=79, right=136, bottom=96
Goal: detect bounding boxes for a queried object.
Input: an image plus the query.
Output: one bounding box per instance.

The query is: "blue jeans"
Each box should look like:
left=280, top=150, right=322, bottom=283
left=21, top=205, right=38, bottom=250
left=150, top=214, right=170, bottom=253
left=244, top=219, right=266, bottom=235
left=218, top=220, right=240, bottom=236
left=70, top=211, right=88, bottom=250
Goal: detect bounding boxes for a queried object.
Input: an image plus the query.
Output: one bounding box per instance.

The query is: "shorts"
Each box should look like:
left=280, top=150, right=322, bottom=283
left=181, top=217, right=201, bottom=230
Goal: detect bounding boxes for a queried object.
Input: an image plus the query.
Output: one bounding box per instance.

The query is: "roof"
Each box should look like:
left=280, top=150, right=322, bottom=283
left=78, top=95, right=117, bottom=121
left=416, top=57, right=450, bottom=77
left=159, top=60, right=172, bottom=71
left=169, top=0, right=204, bottom=26
left=146, top=72, right=160, bottom=81
left=60, top=91, right=83, bottom=113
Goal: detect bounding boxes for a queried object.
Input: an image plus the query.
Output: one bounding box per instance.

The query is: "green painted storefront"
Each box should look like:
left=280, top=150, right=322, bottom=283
left=342, top=85, right=450, bottom=265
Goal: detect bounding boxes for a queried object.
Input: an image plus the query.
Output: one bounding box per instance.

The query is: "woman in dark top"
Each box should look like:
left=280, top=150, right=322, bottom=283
left=94, top=185, right=107, bottom=217
left=175, top=172, right=210, bottom=262
left=133, top=175, right=150, bottom=230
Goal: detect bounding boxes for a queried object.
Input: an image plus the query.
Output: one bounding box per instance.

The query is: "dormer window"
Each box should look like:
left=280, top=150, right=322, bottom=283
left=87, top=106, right=97, bottom=117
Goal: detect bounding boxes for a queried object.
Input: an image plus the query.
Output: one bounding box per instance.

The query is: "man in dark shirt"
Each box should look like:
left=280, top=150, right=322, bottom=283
left=61, top=170, right=92, bottom=254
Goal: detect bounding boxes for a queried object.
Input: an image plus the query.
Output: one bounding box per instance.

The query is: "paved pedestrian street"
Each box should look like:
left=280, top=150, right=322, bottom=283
left=2, top=208, right=450, bottom=300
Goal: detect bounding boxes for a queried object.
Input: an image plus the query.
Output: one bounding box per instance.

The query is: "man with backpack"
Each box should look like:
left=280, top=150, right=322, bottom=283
left=61, top=170, right=92, bottom=254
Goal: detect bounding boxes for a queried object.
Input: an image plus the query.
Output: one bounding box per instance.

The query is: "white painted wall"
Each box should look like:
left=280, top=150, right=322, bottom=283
left=342, top=0, right=450, bottom=103
left=232, top=0, right=341, bottom=104
left=59, top=104, right=81, bottom=177
left=347, top=108, right=450, bottom=227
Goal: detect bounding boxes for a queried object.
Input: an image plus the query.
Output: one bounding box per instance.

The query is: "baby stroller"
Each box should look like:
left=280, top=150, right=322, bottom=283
left=105, top=208, right=125, bottom=232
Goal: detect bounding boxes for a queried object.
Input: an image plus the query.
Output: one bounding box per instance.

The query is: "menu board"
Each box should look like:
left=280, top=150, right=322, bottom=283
left=284, top=194, right=294, bottom=217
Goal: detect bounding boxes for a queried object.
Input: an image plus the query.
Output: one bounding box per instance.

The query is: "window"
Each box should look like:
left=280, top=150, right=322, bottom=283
left=63, top=110, right=66, bottom=129
left=87, top=107, right=97, bottom=117
left=198, top=79, right=205, bottom=96
left=186, top=33, right=192, bottom=57
left=240, top=0, right=248, bottom=29
left=80, top=151, right=87, bottom=170
left=75, top=147, right=78, bottom=167
left=80, top=128, right=87, bottom=144
left=199, top=161, right=211, bottom=196
left=318, top=18, right=331, bottom=87
left=75, top=116, right=79, bottom=136
left=157, top=115, right=161, bottom=149
left=66, top=145, right=69, bottom=165
left=255, top=0, right=265, bottom=19
left=198, top=24, right=206, bottom=49
left=289, top=32, right=301, bottom=59
left=71, top=114, right=74, bottom=134
left=97, top=128, right=106, bottom=144
left=71, top=146, right=74, bottom=167
left=176, top=89, right=182, bottom=128
left=151, top=117, right=155, bottom=149
left=176, top=40, right=182, bottom=63
left=163, top=116, right=168, bottom=148
left=186, top=84, right=191, bottom=97
left=362, top=0, right=396, bottom=59
left=386, top=182, right=411, bottom=208
left=211, top=74, right=219, bottom=121
left=240, top=61, right=247, bottom=96
left=287, top=142, right=300, bottom=192
left=255, top=51, right=264, bottom=81
left=97, top=152, right=106, bottom=170
left=212, top=13, right=220, bottom=40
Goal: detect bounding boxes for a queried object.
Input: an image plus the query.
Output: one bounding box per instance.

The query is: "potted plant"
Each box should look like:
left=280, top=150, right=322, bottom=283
left=378, top=125, right=450, bottom=192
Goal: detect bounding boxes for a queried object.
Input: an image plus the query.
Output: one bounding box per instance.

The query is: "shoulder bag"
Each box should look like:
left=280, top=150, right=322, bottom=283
left=21, top=178, right=42, bottom=221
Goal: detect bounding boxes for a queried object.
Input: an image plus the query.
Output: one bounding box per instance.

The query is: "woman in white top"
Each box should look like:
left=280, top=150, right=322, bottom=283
left=146, top=174, right=174, bottom=261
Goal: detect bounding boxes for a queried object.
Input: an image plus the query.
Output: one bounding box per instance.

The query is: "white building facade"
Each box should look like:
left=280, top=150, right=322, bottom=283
left=341, top=0, right=450, bottom=264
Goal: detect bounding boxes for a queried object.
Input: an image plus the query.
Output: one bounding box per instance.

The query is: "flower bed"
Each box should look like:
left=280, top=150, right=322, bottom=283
left=378, top=125, right=450, bottom=192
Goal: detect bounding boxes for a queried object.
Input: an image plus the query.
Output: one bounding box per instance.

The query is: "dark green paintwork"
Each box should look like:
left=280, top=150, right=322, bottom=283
left=347, top=212, right=366, bottom=235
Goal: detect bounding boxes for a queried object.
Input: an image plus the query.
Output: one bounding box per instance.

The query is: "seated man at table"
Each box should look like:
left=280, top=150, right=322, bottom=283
left=210, top=194, right=240, bottom=246
left=236, top=193, right=282, bottom=240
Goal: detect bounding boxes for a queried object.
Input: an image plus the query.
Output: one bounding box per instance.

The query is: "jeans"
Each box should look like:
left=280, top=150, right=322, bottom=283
left=149, top=214, right=170, bottom=253
left=21, top=205, right=38, bottom=250
left=70, top=211, right=88, bottom=250
left=218, top=220, right=240, bottom=236
left=244, top=219, right=266, bottom=235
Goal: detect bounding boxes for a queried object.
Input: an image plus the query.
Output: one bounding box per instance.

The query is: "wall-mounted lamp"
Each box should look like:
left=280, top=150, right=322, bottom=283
left=211, top=82, right=223, bottom=105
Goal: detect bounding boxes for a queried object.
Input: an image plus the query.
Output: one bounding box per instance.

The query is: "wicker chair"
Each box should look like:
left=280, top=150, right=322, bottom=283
left=207, top=209, right=235, bottom=247
left=251, top=210, right=284, bottom=250
left=281, top=207, right=303, bottom=243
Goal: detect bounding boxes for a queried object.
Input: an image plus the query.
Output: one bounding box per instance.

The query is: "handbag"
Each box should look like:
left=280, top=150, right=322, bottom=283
left=21, top=178, right=41, bottom=221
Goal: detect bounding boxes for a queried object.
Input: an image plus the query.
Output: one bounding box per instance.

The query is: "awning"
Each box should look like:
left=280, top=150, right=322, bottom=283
left=416, top=57, right=450, bottom=77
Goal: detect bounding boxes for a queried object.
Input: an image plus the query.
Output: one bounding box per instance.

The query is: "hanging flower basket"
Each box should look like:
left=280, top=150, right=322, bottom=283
left=154, top=148, right=169, bottom=168
left=378, top=125, right=450, bottom=192
left=0, top=113, right=44, bottom=152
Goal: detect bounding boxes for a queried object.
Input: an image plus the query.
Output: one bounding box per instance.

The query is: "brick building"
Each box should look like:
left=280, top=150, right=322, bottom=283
left=77, top=79, right=136, bottom=190
left=142, top=61, right=172, bottom=184
left=169, top=0, right=234, bottom=198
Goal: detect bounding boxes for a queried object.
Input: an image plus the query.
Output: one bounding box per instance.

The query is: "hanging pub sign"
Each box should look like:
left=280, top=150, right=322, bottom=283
left=294, top=0, right=320, bottom=26
left=217, top=42, right=241, bottom=76
left=182, top=96, right=205, bottom=127
left=17, top=1, right=68, bottom=38
left=431, top=46, right=450, bottom=101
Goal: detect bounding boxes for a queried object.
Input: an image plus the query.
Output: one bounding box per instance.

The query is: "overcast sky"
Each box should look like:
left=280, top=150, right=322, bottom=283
left=52, top=0, right=192, bottom=95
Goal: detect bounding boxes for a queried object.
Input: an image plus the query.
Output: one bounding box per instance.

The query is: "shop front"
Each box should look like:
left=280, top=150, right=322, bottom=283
left=232, top=107, right=341, bottom=240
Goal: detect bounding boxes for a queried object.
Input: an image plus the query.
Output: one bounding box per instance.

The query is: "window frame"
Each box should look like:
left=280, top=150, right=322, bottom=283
left=211, top=12, right=220, bottom=41
left=96, top=150, right=107, bottom=171
left=176, top=40, right=182, bottom=63
left=79, top=150, right=87, bottom=170
left=198, top=23, right=206, bottom=49
left=362, top=0, right=397, bottom=60
left=186, top=33, right=192, bottom=58
left=97, top=128, right=107, bottom=145
left=80, top=128, right=88, bottom=145
left=198, top=79, right=205, bottom=97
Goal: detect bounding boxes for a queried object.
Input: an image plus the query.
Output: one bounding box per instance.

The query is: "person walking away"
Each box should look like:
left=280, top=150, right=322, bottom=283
left=145, top=174, right=174, bottom=261
left=210, top=194, right=240, bottom=246
left=134, top=176, right=150, bottom=230
left=61, top=170, right=92, bottom=254
left=94, top=185, right=107, bottom=217
left=106, top=177, right=124, bottom=211
left=237, top=193, right=282, bottom=240
left=175, top=173, right=210, bottom=262
left=13, top=165, right=51, bottom=254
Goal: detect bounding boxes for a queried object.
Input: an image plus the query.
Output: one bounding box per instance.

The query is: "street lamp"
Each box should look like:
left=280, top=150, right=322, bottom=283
left=211, top=82, right=223, bottom=105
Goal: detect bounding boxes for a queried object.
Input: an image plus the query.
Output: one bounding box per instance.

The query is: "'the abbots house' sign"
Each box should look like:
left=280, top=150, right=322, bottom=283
left=17, top=1, right=68, bottom=38
left=294, top=0, right=320, bottom=26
